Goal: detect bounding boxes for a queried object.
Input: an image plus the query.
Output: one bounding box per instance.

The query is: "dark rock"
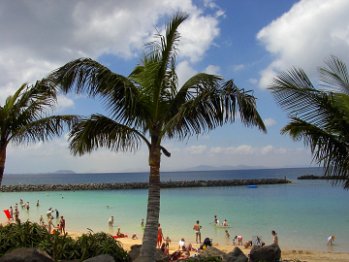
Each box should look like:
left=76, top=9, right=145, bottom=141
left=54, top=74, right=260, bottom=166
left=128, top=244, right=168, bottom=262
left=224, top=247, right=248, bottom=262
left=0, top=248, right=53, bottom=262
left=249, top=244, right=281, bottom=262
left=199, top=246, right=225, bottom=259
left=83, top=254, right=115, bottom=262
left=0, top=179, right=290, bottom=192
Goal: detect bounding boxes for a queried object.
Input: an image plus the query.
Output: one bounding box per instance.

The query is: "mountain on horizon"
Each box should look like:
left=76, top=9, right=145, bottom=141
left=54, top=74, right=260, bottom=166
left=181, top=164, right=267, bottom=171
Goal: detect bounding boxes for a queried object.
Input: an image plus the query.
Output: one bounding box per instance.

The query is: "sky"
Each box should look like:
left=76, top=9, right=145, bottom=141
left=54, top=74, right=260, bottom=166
left=1, top=0, right=349, bottom=174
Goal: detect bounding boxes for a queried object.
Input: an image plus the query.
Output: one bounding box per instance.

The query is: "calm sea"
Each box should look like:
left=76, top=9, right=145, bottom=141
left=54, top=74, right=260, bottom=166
left=1, top=167, right=348, bottom=252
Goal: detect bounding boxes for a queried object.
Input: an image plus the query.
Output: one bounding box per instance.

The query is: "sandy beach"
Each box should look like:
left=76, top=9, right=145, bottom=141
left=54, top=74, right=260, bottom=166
left=67, top=231, right=349, bottom=262
left=117, top=237, right=349, bottom=262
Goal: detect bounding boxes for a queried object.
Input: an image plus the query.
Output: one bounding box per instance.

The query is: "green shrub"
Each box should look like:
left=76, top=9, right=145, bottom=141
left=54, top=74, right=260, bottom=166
left=0, top=222, right=129, bottom=261
left=76, top=232, right=129, bottom=261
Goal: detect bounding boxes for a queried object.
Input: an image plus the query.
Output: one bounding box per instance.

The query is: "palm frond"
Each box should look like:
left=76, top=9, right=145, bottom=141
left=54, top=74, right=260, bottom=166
left=11, top=115, right=80, bottom=144
left=48, top=58, right=147, bottom=127
left=142, top=12, right=189, bottom=119
left=69, top=114, right=147, bottom=156
left=282, top=118, right=349, bottom=188
left=164, top=78, right=266, bottom=139
left=320, top=55, right=349, bottom=95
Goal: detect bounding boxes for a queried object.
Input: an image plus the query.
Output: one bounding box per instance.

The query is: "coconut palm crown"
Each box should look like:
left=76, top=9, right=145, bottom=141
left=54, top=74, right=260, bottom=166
left=48, top=13, right=266, bottom=261
left=270, top=55, right=349, bottom=189
left=0, top=82, right=79, bottom=186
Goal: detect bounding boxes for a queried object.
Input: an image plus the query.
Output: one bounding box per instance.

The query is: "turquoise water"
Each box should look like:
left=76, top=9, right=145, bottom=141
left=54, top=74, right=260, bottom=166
left=1, top=168, right=349, bottom=252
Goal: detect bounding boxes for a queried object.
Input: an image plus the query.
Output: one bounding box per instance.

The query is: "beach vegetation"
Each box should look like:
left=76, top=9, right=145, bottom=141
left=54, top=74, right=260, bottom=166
left=46, top=12, right=266, bottom=261
left=270, top=56, right=349, bottom=189
left=0, top=82, right=78, bottom=186
left=0, top=221, right=129, bottom=261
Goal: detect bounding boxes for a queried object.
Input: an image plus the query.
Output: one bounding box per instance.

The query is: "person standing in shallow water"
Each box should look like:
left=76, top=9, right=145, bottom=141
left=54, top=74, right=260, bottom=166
left=193, top=220, right=202, bottom=244
left=272, top=230, right=278, bottom=245
left=60, top=216, right=66, bottom=234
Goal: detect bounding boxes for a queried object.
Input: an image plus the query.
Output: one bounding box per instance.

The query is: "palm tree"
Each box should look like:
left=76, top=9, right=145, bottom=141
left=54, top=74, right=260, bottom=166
left=0, top=82, right=79, bottom=186
left=48, top=13, right=266, bottom=261
left=269, top=55, right=349, bottom=189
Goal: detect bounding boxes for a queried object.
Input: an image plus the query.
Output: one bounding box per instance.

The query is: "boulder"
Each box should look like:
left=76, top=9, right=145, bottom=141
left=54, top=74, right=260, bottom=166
left=0, top=248, right=53, bottom=262
left=83, top=254, right=115, bottom=262
left=224, top=247, right=248, bottom=262
left=199, top=246, right=226, bottom=260
left=128, top=244, right=168, bottom=262
left=249, top=244, right=281, bottom=262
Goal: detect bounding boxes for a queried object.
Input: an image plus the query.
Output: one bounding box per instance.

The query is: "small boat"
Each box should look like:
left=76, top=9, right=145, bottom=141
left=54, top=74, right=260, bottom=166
left=247, top=184, right=258, bottom=188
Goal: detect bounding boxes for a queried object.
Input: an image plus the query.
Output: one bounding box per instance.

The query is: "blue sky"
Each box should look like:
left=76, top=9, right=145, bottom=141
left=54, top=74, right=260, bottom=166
left=1, top=0, right=349, bottom=173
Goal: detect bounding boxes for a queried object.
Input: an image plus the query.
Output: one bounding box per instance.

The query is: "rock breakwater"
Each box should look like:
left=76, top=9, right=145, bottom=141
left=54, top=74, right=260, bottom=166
left=0, top=178, right=290, bottom=192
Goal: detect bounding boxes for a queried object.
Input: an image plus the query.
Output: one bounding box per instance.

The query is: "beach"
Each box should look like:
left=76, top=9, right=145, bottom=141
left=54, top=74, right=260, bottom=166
left=117, top=238, right=349, bottom=262
left=95, top=235, right=349, bottom=262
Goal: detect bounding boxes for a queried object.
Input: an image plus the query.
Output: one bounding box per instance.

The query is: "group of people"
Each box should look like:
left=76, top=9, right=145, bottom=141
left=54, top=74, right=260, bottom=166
left=214, top=215, right=229, bottom=227
left=6, top=198, right=66, bottom=235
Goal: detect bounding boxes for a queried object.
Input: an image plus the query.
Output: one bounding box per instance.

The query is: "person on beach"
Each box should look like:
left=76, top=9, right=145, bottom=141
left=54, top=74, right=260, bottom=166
left=47, top=208, right=53, bottom=218
left=36, top=200, right=40, bottom=207
left=223, top=219, right=228, bottom=226
left=178, top=238, right=186, bottom=250
left=59, top=216, right=66, bottom=234
left=327, top=235, right=335, bottom=246
left=140, top=218, right=144, bottom=227
left=116, top=228, right=127, bottom=238
left=52, top=224, right=61, bottom=234
left=108, top=216, right=114, bottom=226
left=157, top=223, right=164, bottom=248
left=160, top=243, right=169, bottom=255
left=200, top=237, right=212, bottom=250
left=26, top=202, right=30, bottom=211
left=39, top=215, right=45, bottom=226
left=48, top=216, right=54, bottom=233
left=193, top=220, right=202, bottom=244
left=165, top=236, right=171, bottom=248
left=9, top=206, right=13, bottom=220
left=55, top=209, right=59, bottom=219
left=225, top=229, right=230, bottom=238
left=233, top=235, right=243, bottom=246
left=14, top=207, right=20, bottom=223
left=214, top=215, right=218, bottom=224
left=272, top=230, right=278, bottom=245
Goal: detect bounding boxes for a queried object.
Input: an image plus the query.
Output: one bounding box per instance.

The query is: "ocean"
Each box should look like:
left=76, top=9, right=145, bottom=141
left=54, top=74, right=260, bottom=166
left=1, top=167, right=348, bottom=252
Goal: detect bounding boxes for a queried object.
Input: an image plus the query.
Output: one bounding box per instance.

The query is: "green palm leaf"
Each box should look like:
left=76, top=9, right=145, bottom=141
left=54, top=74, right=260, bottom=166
left=270, top=56, right=349, bottom=188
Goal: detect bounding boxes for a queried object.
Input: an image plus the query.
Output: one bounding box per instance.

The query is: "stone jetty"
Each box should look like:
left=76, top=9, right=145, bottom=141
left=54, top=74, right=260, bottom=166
left=0, top=178, right=290, bottom=192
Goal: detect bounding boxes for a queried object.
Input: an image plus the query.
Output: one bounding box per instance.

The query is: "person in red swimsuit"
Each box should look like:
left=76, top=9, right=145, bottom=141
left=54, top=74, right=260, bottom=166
left=157, top=223, right=164, bottom=248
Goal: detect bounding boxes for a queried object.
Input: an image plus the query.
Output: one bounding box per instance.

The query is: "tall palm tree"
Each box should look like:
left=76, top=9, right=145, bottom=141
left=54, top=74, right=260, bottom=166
left=270, top=55, right=349, bottom=189
left=0, top=82, right=79, bottom=186
left=48, top=13, right=266, bottom=261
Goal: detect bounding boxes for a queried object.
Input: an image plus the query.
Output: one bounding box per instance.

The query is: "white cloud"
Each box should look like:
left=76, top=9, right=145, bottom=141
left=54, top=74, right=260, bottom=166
left=257, top=0, right=349, bottom=88
left=232, top=64, right=245, bottom=72
left=185, top=145, right=208, bottom=154
left=204, top=65, right=221, bottom=75
left=56, top=95, right=75, bottom=111
left=0, top=0, right=222, bottom=101
left=264, top=118, right=277, bottom=127
left=159, top=144, right=313, bottom=170
left=176, top=60, right=198, bottom=87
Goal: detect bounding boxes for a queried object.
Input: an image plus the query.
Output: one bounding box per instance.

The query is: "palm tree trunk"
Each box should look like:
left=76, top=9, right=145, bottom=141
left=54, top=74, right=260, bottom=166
left=136, top=139, right=161, bottom=262
left=0, top=146, right=6, bottom=186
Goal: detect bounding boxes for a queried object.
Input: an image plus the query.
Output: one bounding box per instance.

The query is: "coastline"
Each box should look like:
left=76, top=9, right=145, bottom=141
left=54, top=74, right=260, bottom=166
left=66, top=230, right=349, bottom=262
